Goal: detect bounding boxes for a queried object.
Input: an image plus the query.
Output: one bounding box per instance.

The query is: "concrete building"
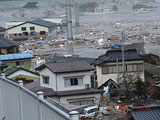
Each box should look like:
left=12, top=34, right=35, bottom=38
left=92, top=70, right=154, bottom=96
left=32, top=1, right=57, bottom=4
left=7, top=19, right=57, bottom=41
left=93, top=49, right=145, bottom=88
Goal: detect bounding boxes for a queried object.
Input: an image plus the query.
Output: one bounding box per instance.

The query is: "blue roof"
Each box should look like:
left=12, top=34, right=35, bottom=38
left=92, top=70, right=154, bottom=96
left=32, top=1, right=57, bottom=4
left=0, top=53, right=33, bottom=61
left=29, top=19, right=57, bottom=28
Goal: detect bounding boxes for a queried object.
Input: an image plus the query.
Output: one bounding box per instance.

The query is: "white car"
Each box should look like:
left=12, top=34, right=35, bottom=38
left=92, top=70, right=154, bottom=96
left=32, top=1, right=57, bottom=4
left=79, top=106, right=99, bottom=119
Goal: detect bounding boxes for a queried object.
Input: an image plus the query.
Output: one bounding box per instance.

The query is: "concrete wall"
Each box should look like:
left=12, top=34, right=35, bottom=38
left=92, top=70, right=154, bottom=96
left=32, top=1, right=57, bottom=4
left=96, top=60, right=145, bottom=87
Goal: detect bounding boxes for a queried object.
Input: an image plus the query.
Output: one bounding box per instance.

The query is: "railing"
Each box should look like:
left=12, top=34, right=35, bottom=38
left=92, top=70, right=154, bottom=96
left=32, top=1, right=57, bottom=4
left=0, top=74, right=79, bottom=120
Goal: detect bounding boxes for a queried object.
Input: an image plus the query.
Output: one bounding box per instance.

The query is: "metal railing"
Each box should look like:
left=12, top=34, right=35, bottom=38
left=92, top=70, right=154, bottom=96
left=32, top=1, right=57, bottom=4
left=0, top=74, right=79, bottom=120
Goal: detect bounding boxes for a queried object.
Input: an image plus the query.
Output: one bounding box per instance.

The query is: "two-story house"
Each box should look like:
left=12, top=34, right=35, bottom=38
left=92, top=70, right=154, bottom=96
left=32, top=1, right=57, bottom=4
left=33, top=61, right=103, bottom=105
left=93, top=49, right=145, bottom=88
left=7, top=19, right=57, bottom=41
left=0, top=37, right=19, bottom=54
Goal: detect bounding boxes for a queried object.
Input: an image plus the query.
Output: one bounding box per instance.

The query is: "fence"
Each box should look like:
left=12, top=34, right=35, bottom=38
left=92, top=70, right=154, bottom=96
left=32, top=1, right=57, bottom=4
left=0, top=74, right=79, bottom=120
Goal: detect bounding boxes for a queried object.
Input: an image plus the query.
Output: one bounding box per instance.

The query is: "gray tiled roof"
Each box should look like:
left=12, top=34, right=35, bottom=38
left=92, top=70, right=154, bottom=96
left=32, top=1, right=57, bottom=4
left=30, top=19, right=57, bottom=28
left=48, top=56, right=95, bottom=65
left=93, top=49, right=143, bottom=65
left=0, top=37, right=19, bottom=48
left=131, top=105, right=160, bottom=120
left=37, top=61, right=94, bottom=73
left=23, top=2, right=38, bottom=9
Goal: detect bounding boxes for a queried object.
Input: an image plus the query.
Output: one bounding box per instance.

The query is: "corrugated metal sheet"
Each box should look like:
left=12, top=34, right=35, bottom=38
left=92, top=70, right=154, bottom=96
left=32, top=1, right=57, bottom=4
left=0, top=77, right=71, bottom=120
left=0, top=53, right=33, bottom=61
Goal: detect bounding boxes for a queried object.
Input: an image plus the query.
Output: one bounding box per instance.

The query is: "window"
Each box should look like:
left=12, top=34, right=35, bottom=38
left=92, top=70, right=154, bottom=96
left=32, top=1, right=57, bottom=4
left=65, top=77, right=83, bottom=87
left=30, top=31, right=36, bottom=36
left=16, top=61, right=24, bottom=66
left=14, top=34, right=17, bottom=36
left=126, top=65, right=133, bottom=72
left=19, top=33, right=22, bottom=36
left=102, top=67, right=109, bottom=74
left=43, top=76, right=49, bottom=85
left=21, top=27, right=26, bottom=31
left=30, top=27, right=35, bottom=30
left=40, top=31, right=46, bottom=35
left=23, top=32, right=28, bottom=36
left=69, top=99, right=94, bottom=105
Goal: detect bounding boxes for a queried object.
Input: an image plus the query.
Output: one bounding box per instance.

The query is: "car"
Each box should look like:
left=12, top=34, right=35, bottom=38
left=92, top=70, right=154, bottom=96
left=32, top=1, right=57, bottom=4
left=79, top=106, right=99, bottom=119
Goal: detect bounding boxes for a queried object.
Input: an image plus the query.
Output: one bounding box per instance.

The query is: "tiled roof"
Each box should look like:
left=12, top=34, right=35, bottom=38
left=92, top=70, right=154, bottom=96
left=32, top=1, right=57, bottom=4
left=0, top=37, right=19, bottom=48
left=131, top=105, right=160, bottom=120
left=0, top=53, right=33, bottom=61
left=93, top=49, right=143, bottom=65
left=48, top=56, right=95, bottom=65
left=36, top=61, right=94, bottom=73
left=23, top=2, right=38, bottom=9
left=30, top=19, right=57, bottom=28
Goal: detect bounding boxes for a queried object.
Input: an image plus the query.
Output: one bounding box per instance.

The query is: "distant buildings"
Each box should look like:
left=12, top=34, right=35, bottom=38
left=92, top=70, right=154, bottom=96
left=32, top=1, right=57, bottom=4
left=0, top=26, right=6, bottom=38
left=7, top=19, right=57, bottom=41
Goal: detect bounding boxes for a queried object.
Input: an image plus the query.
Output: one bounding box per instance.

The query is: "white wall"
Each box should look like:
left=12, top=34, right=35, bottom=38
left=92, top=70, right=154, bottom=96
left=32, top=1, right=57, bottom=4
left=7, top=69, right=39, bottom=79
left=56, top=71, right=91, bottom=91
left=39, top=68, right=57, bottom=90
left=8, top=23, right=49, bottom=34
left=39, top=68, right=92, bottom=91
left=97, top=61, right=145, bottom=87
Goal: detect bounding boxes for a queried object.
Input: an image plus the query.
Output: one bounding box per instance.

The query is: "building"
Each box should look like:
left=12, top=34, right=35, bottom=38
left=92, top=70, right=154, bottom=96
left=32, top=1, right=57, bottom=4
left=7, top=19, right=57, bottom=41
left=34, top=61, right=103, bottom=105
left=0, top=26, right=6, bottom=38
left=5, top=66, right=39, bottom=83
left=0, top=53, right=33, bottom=70
left=0, top=37, right=19, bottom=54
left=93, top=49, right=145, bottom=88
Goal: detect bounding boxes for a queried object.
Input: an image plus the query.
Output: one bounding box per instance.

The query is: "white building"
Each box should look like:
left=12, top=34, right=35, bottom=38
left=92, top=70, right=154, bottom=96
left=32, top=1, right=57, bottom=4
left=28, top=61, right=103, bottom=105
left=7, top=19, right=57, bottom=41
left=93, top=49, right=145, bottom=88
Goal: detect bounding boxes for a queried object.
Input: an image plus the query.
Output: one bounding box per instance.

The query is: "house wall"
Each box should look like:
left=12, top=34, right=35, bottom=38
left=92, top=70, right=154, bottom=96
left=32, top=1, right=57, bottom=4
left=39, top=68, right=92, bottom=91
left=4, top=59, right=31, bottom=70
left=51, top=93, right=101, bottom=105
left=56, top=71, right=92, bottom=91
left=0, top=47, right=18, bottom=54
left=39, top=68, right=57, bottom=90
left=96, top=60, right=145, bottom=87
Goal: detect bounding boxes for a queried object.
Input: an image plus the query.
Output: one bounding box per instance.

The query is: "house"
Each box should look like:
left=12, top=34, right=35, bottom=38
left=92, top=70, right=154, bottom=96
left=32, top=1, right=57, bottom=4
left=93, top=49, right=145, bottom=88
left=33, top=61, right=103, bottom=105
left=0, top=37, right=19, bottom=54
left=5, top=66, right=39, bottom=83
left=7, top=19, right=57, bottom=41
left=0, top=26, right=6, bottom=38
left=0, top=53, right=33, bottom=70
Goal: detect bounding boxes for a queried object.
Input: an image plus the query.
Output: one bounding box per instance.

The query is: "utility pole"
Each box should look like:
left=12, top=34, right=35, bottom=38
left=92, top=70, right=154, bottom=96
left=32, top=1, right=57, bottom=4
left=65, top=0, right=73, bottom=53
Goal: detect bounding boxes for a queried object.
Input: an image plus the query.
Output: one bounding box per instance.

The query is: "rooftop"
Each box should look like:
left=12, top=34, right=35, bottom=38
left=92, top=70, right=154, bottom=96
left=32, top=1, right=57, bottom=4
left=36, top=61, right=94, bottom=74
left=131, top=105, right=160, bottom=120
left=0, top=53, right=33, bottom=61
left=29, top=19, right=57, bottom=28
left=93, top=49, right=143, bottom=65
left=0, top=37, right=19, bottom=48
left=25, top=81, right=104, bottom=97
left=23, top=2, right=38, bottom=9
left=48, top=56, right=95, bottom=65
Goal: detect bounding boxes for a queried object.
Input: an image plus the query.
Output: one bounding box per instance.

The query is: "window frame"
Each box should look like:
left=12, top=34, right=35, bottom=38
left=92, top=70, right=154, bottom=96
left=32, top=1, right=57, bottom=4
left=64, top=77, right=83, bottom=87
left=42, top=76, right=50, bottom=85
left=21, top=27, right=26, bottom=31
